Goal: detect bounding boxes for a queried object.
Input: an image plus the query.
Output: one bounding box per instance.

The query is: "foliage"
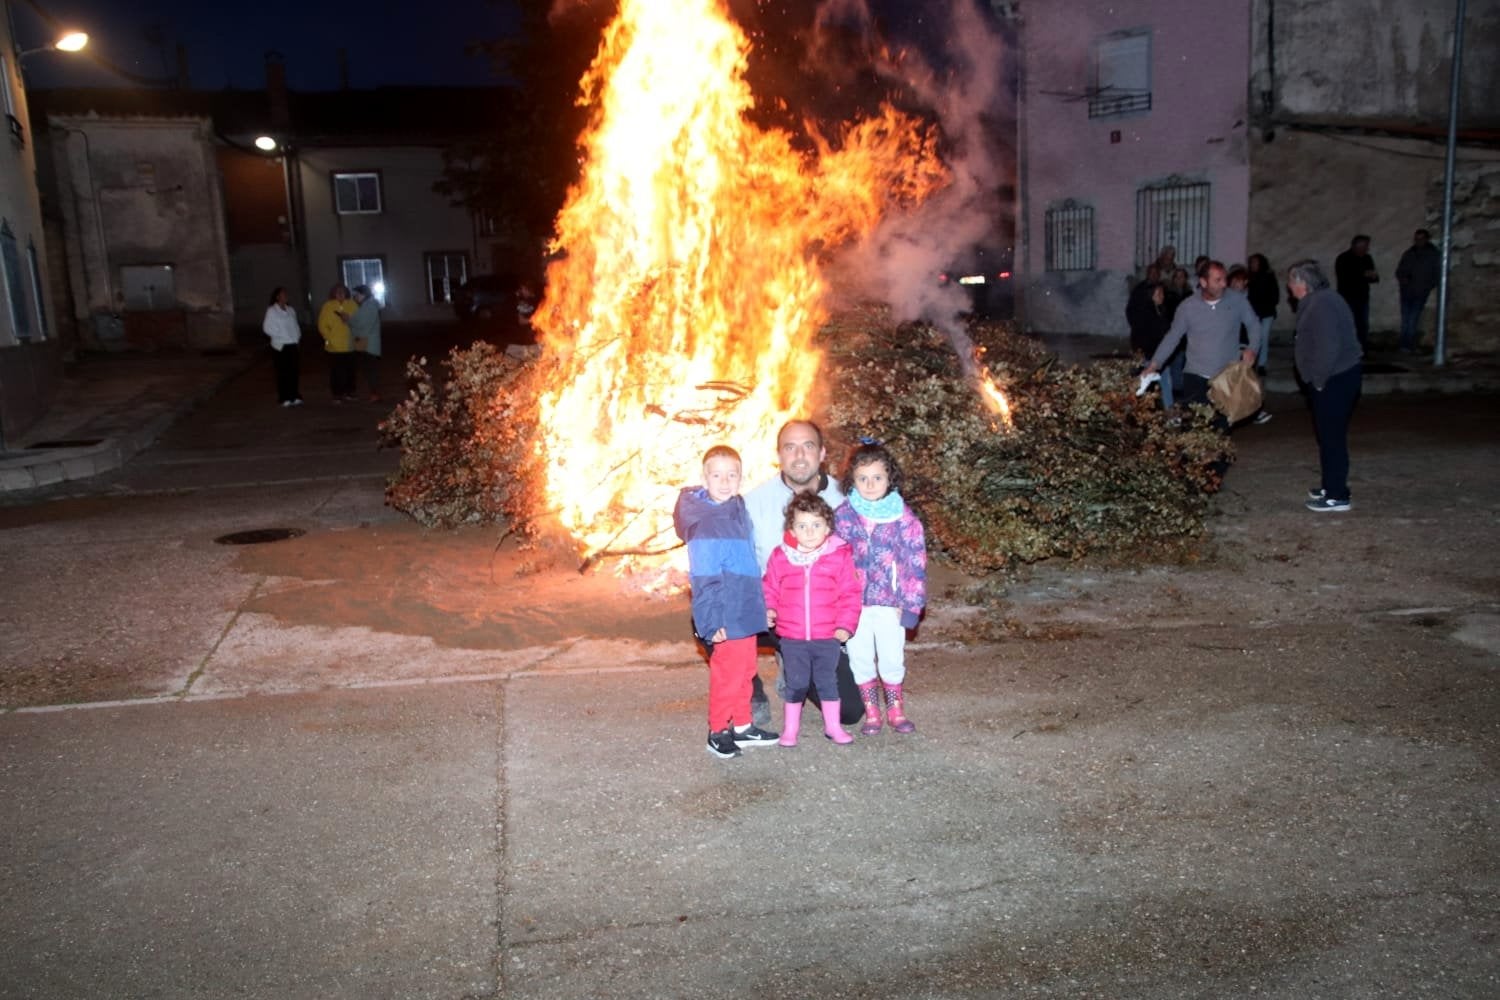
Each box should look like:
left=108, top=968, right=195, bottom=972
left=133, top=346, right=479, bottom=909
left=379, top=343, right=544, bottom=532
left=821, top=314, right=1229, bottom=574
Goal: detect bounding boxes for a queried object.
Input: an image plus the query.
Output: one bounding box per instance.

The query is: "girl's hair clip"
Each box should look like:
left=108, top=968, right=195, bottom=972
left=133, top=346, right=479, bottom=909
left=858, top=436, right=882, bottom=446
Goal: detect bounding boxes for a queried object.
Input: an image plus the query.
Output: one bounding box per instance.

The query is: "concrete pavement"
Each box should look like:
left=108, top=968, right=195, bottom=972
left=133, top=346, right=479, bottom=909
left=0, top=324, right=1497, bottom=998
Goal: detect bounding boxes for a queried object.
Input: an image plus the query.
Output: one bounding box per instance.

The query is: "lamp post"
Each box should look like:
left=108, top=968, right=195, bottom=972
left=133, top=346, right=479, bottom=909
left=17, top=30, right=88, bottom=61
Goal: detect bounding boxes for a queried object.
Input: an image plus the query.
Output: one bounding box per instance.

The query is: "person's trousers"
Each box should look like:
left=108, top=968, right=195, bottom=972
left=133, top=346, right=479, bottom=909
left=1310, top=362, right=1362, bottom=502
left=272, top=344, right=300, bottom=403
left=1160, top=347, right=1185, bottom=409
left=706, top=635, right=758, bottom=731
left=1399, top=290, right=1430, bottom=351
left=763, top=629, right=864, bottom=724
left=329, top=351, right=357, bottom=397
left=1256, top=315, right=1274, bottom=369
left=845, top=605, right=907, bottom=685
left=359, top=352, right=381, bottom=397
left=779, top=637, right=842, bottom=704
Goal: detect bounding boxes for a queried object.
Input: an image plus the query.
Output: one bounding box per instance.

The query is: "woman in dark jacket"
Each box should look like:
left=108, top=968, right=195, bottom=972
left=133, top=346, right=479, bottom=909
left=1246, top=253, right=1279, bottom=374
left=1126, top=281, right=1174, bottom=407
left=1288, top=259, right=1363, bottom=512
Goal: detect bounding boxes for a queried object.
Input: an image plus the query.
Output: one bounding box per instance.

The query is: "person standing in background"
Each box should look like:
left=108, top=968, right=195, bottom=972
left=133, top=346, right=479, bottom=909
left=1334, top=235, right=1378, bottom=351
left=349, top=285, right=383, bottom=403
left=1395, top=229, right=1440, bottom=353
left=262, top=286, right=303, bottom=408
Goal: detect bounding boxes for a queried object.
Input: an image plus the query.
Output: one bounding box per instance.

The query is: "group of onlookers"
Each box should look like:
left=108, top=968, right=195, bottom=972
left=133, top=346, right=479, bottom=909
left=261, top=284, right=384, bottom=408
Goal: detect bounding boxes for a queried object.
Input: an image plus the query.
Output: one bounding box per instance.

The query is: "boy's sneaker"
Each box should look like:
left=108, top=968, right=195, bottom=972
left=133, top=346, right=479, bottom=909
left=1307, top=486, right=1326, bottom=501
left=707, top=729, right=742, bottom=759
left=1252, top=411, right=1273, bottom=425
left=732, top=724, right=780, bottom=748
left=1305, top=495, right=1351, bottom=512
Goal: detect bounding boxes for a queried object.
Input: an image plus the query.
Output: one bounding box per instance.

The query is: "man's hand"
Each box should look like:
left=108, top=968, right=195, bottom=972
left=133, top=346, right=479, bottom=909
left=710, top=627, right=727, bottom=643
left=765, top=610, right=777, bottom=628
left=1241, top=348, right=1256, bottom=366
left=834, top=628, right=851, bottom=643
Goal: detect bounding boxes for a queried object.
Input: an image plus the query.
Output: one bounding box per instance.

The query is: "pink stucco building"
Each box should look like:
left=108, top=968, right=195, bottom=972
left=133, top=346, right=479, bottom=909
left=1017, top=0, right=1251, bottom=336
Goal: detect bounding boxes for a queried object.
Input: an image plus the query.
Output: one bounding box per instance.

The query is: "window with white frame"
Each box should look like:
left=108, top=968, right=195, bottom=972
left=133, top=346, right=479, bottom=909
left=1044, top=201, right=1096, bottom=272
left=340, top=256, right=386, bottom=305
left=1090, top=30, right=1151, bottom=118
left=332, top=171, right=382, bottom=214
left=424, top=252, right=468, bottom=305
left=1, top=221, right=31, bottom=341
left=26, top=241, right=47, bottom=340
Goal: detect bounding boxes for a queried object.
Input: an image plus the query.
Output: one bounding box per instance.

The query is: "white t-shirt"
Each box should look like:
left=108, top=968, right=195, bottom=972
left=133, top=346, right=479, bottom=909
left=743, top=473, right=846, bottom=572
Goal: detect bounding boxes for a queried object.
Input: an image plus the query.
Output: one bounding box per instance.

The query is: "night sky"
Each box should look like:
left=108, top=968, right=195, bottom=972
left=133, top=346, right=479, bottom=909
left=15, top=0, right=519, bottom=91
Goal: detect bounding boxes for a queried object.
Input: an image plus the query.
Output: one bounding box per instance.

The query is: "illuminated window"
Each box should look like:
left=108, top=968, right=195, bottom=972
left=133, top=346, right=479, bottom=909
left=340, top=256, right=386, bottom=306
left=332, top=171, right=382, bottom=214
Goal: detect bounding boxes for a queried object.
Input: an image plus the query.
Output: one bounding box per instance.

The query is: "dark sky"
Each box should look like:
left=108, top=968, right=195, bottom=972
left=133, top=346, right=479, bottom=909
left=15, top=0, right=519, bottom=91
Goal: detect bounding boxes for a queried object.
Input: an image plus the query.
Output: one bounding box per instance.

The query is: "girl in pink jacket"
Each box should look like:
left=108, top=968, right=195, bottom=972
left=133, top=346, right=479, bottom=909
left=761, top=492, right=863, bottom=746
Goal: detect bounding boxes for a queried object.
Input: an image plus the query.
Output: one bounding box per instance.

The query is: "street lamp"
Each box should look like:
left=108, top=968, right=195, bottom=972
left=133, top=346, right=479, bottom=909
left=18, top=30, right=89, bottom=60
left=254, top=135, right=279, bottom=152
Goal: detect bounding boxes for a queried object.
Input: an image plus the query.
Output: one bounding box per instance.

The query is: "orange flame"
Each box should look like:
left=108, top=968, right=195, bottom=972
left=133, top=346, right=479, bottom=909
left=533, top=0, right=947, bottom=568
left=978, top=369, right=1014, bottom=430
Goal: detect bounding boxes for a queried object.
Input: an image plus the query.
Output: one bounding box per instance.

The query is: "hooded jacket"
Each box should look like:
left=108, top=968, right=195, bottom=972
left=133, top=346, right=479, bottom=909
left=761, top=533, right=862, bottom=642
left=673, top=486, right=767, bottom=642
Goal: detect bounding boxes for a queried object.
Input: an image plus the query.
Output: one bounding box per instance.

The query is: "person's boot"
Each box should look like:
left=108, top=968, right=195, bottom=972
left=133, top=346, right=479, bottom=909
left=779, top=701, right=802, bottom=747
left=821, top=700, right=853, bottom=745
left=884, top=683, right=916, bottom=733
left=857, top=681, right=883, bottom=736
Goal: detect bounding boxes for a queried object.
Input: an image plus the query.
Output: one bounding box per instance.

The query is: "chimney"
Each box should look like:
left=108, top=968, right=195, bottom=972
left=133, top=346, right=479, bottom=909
left=265, top=50, right=289, bottom=129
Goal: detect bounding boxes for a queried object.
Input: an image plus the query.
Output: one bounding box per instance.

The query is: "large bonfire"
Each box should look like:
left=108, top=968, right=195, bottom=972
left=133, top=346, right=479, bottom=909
left=530, top=0, right=948, bottom=567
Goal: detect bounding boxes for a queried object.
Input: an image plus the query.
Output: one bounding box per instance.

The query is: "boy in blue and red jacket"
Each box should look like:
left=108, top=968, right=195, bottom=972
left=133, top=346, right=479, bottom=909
left=673, top=445, right=779, bottom=759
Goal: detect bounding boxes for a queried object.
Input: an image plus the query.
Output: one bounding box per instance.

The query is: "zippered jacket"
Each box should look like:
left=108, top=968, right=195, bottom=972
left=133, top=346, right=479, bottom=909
left=673, top=486, right=767, bottom=641
left=762, top=534, right=862, bottom=642
left=833, top=500, right=927, bottom=622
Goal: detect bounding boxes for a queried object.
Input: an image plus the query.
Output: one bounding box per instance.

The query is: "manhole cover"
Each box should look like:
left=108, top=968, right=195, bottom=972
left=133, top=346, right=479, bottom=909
left=26, top=439, right=103, bottom=449
left=214, top=528, right=306, bottom=545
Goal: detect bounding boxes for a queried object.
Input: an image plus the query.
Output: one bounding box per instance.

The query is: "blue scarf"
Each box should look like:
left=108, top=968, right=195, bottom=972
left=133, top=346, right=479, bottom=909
left=848, top=490, right=904, bottom=523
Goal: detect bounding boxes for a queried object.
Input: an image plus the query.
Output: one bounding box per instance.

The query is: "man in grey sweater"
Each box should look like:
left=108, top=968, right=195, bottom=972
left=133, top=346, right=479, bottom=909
left=1289, top=259, right=1363, bottom=512
left=1144, top=260, right=1261, bottom=412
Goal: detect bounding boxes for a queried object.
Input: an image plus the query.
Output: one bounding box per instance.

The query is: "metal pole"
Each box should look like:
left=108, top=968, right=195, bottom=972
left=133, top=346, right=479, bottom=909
left=1433, top=0, right=1466, bottom=368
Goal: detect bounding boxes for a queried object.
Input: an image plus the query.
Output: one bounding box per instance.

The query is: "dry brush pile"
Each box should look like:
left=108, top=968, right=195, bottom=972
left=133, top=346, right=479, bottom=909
left=379, top=310, right=1229, bottom=573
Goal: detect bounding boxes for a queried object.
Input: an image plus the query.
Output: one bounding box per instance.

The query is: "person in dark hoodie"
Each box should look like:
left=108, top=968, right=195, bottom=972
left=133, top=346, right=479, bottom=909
left=1288, top=259, right=1363, bottom=512
left=674, top=445, right=780, bottom=758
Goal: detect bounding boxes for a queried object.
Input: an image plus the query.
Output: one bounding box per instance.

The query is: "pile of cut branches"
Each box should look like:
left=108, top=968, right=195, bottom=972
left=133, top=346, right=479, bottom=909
left=820, top=312, right=1228, bottom=573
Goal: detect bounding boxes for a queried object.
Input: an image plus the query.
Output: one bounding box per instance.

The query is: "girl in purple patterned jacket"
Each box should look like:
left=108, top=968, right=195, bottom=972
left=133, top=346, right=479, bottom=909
left=832, top=442, right=927, bottom=735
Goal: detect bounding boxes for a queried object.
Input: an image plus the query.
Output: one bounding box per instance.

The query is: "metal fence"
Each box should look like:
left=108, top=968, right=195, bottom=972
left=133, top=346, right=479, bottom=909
left=1135, top=177, right=1211, bottom=272
left=1044, top=200, right=1096, bottom=271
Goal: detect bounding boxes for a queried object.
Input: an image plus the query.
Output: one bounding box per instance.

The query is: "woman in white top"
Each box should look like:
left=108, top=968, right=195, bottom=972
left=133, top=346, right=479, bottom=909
left=262, top=286, right=303, bottom=407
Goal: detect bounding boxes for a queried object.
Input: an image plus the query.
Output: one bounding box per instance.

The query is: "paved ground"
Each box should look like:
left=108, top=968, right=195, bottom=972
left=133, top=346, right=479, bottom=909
left=0, top=326, right=1496, bottom=999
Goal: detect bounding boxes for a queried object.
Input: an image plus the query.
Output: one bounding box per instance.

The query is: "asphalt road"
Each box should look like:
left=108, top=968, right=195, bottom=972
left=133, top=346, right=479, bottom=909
left=1, top=334, right=1496, bottom=999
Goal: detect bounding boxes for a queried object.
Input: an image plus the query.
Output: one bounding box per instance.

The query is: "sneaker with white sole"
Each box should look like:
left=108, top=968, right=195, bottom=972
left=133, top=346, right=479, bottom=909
left=1305, top=495, right=1351, bottom=512
left=707, top=729, right=742, bottom=759
left=732, top=724, right=780, bottom=748
left=1307, top=486, right=1326, bottom=501
left=1252, top=411, right=1273, bottom=425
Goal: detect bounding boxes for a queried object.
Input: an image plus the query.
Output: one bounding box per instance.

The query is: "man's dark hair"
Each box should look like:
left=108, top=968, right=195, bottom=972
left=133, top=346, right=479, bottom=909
left=1414, top=229, right=1431, bottom=240
left=1351, top=235, right=1370, bottom=246
left=783, top=490, right=835, bottom=531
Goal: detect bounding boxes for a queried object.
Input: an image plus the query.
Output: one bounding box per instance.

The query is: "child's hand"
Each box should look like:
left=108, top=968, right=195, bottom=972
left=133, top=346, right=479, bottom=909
left=834, top=628, right=851, bottom=643
left=710, top=627, right=727, bottom=643
left=766, top=610, right=777, bottom=628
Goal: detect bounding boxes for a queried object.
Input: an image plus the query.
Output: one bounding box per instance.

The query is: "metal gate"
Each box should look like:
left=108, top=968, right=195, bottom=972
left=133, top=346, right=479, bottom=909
left=1135, top=177, right=1210, bottom=271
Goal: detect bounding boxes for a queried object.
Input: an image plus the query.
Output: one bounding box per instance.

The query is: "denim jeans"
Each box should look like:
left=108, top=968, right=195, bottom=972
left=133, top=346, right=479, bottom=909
left=1399, top=290, right=1430, bottom=351
left=1309, top=363, right=1362, bottom=501
left=1257, top=315, right=1274, bottom=369
left=1160, top=346, right=1186, bottom=409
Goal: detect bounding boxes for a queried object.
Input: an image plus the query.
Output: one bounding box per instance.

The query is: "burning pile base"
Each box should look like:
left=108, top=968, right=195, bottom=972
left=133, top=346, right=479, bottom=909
left=381, top=308, right=1228, bottom=579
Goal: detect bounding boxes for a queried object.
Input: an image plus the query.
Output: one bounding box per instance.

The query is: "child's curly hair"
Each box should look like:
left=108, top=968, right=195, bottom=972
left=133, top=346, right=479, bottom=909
left=783, top=491, right=836, bottom=531
left=841, top=442, right=901, bottom=498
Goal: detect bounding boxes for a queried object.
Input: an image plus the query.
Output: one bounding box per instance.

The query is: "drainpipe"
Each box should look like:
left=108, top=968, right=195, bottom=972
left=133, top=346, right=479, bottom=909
left=1434, top=0, right=1466, bottom=368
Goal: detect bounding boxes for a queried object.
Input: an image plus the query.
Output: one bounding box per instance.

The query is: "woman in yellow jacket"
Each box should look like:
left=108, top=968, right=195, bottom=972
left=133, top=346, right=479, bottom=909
left=317, top=284, right=358, bottom=401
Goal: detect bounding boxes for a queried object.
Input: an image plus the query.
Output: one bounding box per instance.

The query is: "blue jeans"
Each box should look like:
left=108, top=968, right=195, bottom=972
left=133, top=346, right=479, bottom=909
left=1256, top=315, right=1274, bottom=369
left=1309, top=363, right=1362, bottom=501
left=1399, top=290, right=1430, bottom=351
left=1160, top=346, right=1185, bottom=409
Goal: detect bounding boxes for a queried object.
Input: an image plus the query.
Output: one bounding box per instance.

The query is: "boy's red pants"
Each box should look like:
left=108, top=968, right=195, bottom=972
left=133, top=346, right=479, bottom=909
left=707, top=635, right=758, bottom=731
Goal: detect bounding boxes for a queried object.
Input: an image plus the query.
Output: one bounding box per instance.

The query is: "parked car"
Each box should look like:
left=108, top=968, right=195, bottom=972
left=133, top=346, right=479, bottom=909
left=452, top=273, right=539, bottom=341
left=938, top=246, right=1014, bottom=320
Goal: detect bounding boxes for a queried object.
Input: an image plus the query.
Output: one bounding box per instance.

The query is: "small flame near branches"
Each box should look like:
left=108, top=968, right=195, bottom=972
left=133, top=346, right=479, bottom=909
left=978, top=369, right=1014, bottom=430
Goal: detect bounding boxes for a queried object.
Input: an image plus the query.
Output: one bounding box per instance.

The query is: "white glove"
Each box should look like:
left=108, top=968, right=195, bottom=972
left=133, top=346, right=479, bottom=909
left=1136, top=371, right=1161, bottom=397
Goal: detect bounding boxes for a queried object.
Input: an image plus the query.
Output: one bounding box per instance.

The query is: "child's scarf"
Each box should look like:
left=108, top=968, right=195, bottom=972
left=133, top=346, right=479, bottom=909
left=848, top=489, right=905, bottom=523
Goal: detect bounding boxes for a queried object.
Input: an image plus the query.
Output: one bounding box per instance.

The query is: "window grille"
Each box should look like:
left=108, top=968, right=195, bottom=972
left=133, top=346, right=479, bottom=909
left=1044, top=200, right=1096, bottom=271
left=425, top=252, right=469, bottom=305
left=1135, top=177, right=1211, bottom=272
left=1089, top=31, right=1151, bottom=119
left=340, top=256, right=386, bottom=305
